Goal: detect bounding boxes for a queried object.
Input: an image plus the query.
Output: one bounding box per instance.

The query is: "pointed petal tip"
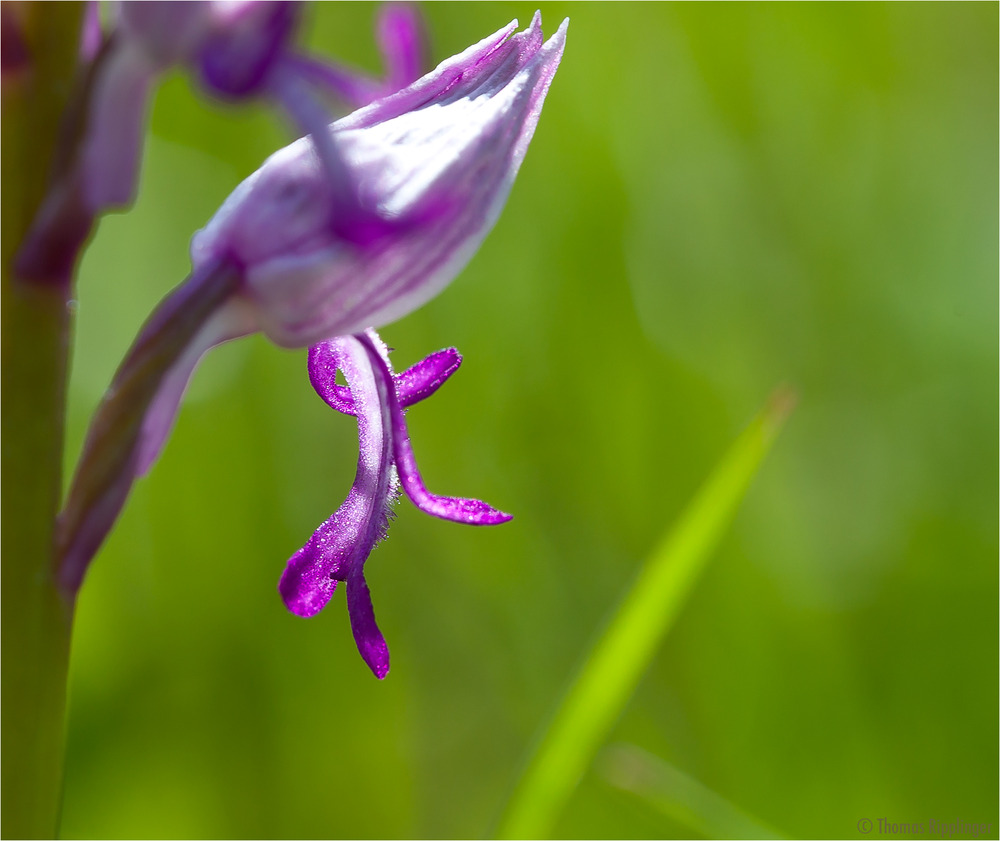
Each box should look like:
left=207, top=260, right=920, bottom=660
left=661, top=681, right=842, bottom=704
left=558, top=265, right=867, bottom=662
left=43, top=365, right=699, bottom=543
left=408, top=492, right=513, bottom=525
left=484, top=18, right=520, bottom=53
left=528, top=11, right=568, bottom=42
left=479, top=504, right=513, bottom=525
left=395, top=346, right=464, bottom=407
left=370, top=656, right=391, bottom=680
left=483, top=509, right=514, bottom=526
left=347, top=570, right=391, bottom=678
left=456, top=498, right=513, bottom=525
left=546, top=17, right=570, bottom=53
left=357, top=628, right=390, bottom=678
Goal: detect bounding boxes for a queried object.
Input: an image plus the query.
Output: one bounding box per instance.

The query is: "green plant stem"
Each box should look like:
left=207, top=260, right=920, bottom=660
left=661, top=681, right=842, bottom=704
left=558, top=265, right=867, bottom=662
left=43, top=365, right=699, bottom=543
left=1, top=4, right=85, bottom=838
left=496, top=389, right=794, bottom=840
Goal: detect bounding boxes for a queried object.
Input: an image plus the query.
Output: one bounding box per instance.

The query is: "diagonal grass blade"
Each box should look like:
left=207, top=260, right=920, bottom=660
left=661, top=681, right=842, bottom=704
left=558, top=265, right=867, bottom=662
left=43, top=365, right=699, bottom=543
left=496, top=388, right=795, bottom=839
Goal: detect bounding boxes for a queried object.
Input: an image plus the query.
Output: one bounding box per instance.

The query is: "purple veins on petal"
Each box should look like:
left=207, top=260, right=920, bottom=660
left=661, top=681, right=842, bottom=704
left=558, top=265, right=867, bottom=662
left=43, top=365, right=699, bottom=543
left=190, top=14, right=567, bottom=349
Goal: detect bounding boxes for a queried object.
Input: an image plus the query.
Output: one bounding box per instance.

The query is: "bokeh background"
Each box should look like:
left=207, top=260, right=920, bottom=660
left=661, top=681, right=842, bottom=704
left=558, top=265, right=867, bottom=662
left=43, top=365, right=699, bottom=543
left=60, top=3, right=997, bottom=838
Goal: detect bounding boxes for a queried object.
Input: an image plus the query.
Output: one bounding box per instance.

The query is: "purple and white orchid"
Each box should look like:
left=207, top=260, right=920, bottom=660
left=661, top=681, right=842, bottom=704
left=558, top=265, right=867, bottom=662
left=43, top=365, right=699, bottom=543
left=58, top=12, right=567, bottom=676
left=280, top=333, right=510, bottom=678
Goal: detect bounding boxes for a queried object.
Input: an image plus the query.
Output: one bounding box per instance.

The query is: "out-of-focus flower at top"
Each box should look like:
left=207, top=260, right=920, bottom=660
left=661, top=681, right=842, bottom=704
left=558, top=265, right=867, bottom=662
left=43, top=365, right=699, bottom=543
left=84, top=1, right=426, bottom=212
left=57, top=14, right=568, bottom=614
left=281, top=331, right=510, bottom=678
left=16, top=1, right=426, bottom=281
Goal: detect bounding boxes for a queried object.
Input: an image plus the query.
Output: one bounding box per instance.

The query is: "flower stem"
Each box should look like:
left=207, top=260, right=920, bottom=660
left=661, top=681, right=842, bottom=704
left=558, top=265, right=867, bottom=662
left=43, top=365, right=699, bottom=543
left=1, top=4, right=85, bottom=837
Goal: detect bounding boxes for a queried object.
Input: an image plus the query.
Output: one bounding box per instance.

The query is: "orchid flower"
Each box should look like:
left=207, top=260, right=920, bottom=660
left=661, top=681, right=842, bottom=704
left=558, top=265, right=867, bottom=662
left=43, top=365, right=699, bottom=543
left=58, top=9, right=568, bottom=678
left=280, top=332, right=510, bottom=678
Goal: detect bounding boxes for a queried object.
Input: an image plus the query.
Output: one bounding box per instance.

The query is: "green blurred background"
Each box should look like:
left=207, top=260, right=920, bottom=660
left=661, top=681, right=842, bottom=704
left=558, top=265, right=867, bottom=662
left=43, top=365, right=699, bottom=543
left=60, top=3, right=997, bottom=838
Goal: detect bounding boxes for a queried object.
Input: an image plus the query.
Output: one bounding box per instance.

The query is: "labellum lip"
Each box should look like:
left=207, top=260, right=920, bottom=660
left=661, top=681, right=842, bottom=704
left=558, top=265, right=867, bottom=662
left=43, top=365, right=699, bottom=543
left=280, top=329, right=512, bottom=679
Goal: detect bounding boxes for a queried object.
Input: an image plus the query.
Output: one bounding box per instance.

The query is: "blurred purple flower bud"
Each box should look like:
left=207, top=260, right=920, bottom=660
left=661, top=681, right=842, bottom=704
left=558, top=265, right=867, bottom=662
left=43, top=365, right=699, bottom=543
left=0, top=4, right=30, bottom=79
left=82, top=1, right=419, bottom=213
left=83, top=1, right=296, bottom=210
left=375, top=3, right=426, bottom=94
left=81, top=39, right=159, bottom=210
left=79, top=0, right=105, bottom=63
left=117, top=1, right=213, bottom=65
left=196, top=1, right=299, bottom=97
left=280, top=331, right=510, bottom=678
left=81, top=2, right=234, bottom=208
left=17, top=2, right=432, bottom=282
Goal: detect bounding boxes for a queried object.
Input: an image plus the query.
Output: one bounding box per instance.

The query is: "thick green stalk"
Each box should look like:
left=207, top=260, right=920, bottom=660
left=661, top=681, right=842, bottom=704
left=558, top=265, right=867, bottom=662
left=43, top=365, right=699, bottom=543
left=1, top=5, right=85, bottom=838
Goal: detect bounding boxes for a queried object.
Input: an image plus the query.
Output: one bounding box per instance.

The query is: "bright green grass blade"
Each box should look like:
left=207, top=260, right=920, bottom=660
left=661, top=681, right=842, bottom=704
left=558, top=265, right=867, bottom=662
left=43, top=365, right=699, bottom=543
left=496, top=389, right=795, bottom=840
left=601, top=743, right=786, bottom=839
